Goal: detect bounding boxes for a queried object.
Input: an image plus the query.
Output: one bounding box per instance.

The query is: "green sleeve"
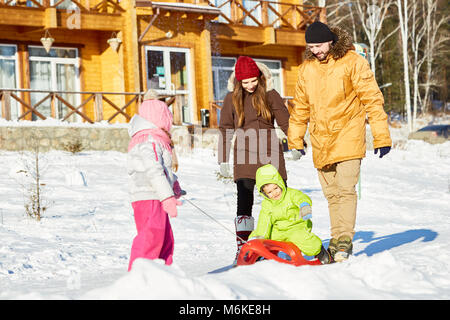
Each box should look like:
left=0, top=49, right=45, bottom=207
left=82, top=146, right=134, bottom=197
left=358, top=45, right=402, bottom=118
left=290, top=188, right=312, bottom=207
left=249, top=205, right=273, bottom=239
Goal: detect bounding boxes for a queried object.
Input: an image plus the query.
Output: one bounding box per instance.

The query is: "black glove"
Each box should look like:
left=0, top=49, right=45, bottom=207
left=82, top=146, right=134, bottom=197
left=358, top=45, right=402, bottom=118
left=374, top=146, right=391, bottom=158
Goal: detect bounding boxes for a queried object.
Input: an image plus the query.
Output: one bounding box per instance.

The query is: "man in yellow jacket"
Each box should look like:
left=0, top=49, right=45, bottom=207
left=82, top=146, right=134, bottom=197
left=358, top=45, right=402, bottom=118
left=288, top=21, right=392, bottom=262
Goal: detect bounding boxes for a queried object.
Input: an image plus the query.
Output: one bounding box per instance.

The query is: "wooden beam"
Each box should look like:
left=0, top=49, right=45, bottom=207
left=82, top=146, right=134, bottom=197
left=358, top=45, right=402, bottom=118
left=138, top=7, right=159, bottom=43
left=263, top=27, right=275, bottom=45
left=94, top=94, right=103, bottom=122
left=44, top=8, right=57, bottom=29
left=55, top=94, right=94, bottom=123
left=0, top=7, right=45, bottom=27
left=1, top=91, right=11, bottom=121
left=11, top=92, right=47, bottom=120
left=213, top=24, right=265, bottom=43
left=59, top=12, right=123, bottom=31
left=275, top=29, right=306, bottom=46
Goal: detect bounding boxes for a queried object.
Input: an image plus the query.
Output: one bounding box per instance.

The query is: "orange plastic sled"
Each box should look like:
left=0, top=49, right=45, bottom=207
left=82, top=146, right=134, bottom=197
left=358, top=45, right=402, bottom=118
left=237, top=239, right=322, bottom=267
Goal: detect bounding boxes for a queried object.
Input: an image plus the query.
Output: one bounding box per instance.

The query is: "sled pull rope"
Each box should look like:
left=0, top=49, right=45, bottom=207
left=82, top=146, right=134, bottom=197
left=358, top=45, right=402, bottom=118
left=182, top=197, right=247, bottom=244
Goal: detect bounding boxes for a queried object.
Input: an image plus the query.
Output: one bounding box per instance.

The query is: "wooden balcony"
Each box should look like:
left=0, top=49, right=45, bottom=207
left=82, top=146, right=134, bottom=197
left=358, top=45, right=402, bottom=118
left=204, top=0, right=324, bottom=30
left=136, top=0, right=325, bottom=46
left=0, top=88, right=185, bottom=125
left=0, top=0, right=124, bottom=31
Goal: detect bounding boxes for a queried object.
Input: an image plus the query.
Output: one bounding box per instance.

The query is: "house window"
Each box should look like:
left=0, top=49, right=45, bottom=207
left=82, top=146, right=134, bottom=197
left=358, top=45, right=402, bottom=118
left=0, top=44, right=19, bottom=119
left=28, top=46, right=80, bottom=121
left=145, top=46, right=193, bottom=124
left=212, top=56, right=236, bottom=102
left=212, top=57, right=284, bottom=100
left=253, top=58, right=283, bottom=96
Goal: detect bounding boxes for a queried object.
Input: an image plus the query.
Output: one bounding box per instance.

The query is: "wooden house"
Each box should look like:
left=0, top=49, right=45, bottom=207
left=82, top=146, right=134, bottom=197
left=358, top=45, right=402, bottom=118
left=0, top=0, right=326, bottom=127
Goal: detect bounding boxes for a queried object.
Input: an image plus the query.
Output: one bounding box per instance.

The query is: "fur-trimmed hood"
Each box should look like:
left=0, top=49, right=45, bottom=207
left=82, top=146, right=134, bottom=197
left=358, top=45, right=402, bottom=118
left=304, top=26, right=355, bottom=61
left=227, top=61, right=274, bottom=92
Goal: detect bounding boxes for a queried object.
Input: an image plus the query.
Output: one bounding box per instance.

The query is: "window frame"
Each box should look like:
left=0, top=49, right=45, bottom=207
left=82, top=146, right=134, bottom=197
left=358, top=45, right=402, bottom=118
left=28, top=45, right=81, bottom=121
left=0, top=44, right=20, bottom=119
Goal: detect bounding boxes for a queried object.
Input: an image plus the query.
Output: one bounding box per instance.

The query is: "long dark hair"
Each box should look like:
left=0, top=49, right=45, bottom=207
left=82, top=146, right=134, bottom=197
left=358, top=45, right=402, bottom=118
left=232, top=74, right=272, bottom=127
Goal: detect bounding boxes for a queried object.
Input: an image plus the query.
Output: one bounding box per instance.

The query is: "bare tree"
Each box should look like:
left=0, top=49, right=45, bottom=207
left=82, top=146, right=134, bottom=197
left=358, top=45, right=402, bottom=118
left=354, top=0, right=398, bottom=78
left=15, top=135, right=51, bottom=221
left=396, top=0, right=413, bottom=132
left=322, top=1, right=358, bottom=42
left=409, top=0, right=426, bottom=129
left=420, top=0, right=449, bottom=114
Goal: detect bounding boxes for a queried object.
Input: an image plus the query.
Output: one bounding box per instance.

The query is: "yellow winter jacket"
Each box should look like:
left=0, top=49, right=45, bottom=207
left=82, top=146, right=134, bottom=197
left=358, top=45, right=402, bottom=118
left=288, top=27, right=392, bottom=169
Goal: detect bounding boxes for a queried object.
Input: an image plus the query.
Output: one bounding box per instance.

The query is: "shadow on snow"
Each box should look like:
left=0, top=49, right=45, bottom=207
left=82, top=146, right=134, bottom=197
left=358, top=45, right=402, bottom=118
left=323, top=229, right=438, bottom=257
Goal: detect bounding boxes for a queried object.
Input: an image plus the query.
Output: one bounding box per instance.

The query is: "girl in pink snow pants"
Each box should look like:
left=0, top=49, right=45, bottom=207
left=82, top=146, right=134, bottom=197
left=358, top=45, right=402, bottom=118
left=127, top=90, right=183, bottom=271
left=128, top=200, right=174, bottom=269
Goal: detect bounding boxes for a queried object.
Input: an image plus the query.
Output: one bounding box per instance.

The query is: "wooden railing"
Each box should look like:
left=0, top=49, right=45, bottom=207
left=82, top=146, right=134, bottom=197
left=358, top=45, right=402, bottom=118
left=209, top=96, right=293, bottom=128
left=0, top=88, right=183, bottom=124
left=204, top=0, right=324, bottom=30
left=0, top=0, right=124, bottom=13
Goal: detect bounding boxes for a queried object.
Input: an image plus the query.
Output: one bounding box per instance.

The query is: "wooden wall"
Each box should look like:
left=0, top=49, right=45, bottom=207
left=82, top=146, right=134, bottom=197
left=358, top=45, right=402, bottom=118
left=0, top=26, right=127, bottom=122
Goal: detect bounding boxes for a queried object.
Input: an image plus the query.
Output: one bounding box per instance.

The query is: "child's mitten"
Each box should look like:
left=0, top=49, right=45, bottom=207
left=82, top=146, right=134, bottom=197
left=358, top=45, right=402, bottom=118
left=162, top=196, right=182, bottom=218
left=173, top=180, right=182, bottom=199
left=299, top=202, right=312, bottom=220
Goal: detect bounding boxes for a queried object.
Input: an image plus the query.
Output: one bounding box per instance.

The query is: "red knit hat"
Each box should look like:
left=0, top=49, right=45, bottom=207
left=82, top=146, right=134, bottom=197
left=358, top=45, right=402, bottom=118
left=234, top=56, right=260, bottom=81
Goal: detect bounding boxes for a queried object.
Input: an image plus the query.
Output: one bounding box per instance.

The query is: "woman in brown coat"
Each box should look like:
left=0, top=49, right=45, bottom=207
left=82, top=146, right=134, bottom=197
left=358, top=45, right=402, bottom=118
left=218, top=56, right=290, bottom=260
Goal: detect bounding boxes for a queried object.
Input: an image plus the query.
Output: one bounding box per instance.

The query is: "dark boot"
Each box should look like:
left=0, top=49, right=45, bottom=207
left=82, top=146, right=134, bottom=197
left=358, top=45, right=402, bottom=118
left=316, top=245, right=334, bottom=264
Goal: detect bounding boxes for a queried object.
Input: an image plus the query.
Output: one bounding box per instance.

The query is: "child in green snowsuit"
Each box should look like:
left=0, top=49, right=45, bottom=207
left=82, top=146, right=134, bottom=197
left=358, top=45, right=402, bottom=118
left=249, top=164, right=331, bottom=264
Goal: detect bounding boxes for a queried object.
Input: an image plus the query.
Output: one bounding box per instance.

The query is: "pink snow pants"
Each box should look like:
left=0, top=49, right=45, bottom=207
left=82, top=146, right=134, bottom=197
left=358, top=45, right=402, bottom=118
left=128, top=200, right=174, bottom=271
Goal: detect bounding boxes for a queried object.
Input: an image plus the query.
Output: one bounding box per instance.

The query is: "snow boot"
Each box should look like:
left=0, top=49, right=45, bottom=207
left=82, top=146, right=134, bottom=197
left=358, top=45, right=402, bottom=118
left=233, top=215, right=254, bottom=264
left=315, top=245, right=334, bottom=264
left=327, top=238, right=338, bottom=260
left=334, top=235, right=353, bottom=262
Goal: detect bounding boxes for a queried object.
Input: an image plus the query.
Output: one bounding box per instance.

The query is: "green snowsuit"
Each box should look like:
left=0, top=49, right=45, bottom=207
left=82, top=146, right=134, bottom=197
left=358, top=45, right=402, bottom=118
left=249, top=164, right=322, bottom=256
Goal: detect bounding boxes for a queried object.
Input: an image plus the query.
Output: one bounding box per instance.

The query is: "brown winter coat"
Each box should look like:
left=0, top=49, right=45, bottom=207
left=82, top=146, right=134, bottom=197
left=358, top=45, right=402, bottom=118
left=288, top=27, right=392, bottom=169
left=218, top=62, right=290, bottom=181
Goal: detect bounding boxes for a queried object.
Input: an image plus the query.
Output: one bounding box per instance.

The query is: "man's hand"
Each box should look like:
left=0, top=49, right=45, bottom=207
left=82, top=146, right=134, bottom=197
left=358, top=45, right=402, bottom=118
left=374, top=146, right=391, bottom=158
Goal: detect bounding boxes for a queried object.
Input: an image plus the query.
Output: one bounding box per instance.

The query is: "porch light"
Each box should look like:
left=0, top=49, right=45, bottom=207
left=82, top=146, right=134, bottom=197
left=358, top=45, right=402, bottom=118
left=107, top=32, right=122, bottom=52
left=40, top=30, right=54, bottom=54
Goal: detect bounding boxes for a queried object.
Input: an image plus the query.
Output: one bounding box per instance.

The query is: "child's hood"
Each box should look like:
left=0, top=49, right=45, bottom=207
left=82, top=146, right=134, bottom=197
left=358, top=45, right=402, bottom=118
left=128, top=114, right=157, bottom=137
left=255, top=164, right=287, bottom=202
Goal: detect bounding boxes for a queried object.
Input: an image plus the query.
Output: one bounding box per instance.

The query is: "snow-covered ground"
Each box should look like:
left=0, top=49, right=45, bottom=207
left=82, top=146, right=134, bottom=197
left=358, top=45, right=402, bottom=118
left=0, top=125, right=449, bottom=300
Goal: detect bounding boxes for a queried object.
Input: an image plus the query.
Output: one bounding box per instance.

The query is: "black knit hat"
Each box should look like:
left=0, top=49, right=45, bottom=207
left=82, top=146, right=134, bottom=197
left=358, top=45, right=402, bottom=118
left=305, top=21, right=337, bottom=44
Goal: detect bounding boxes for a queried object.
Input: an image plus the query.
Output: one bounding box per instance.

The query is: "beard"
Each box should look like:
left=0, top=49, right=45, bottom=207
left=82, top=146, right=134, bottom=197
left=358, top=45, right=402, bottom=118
left=315, top=52, right=328, bottom=61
